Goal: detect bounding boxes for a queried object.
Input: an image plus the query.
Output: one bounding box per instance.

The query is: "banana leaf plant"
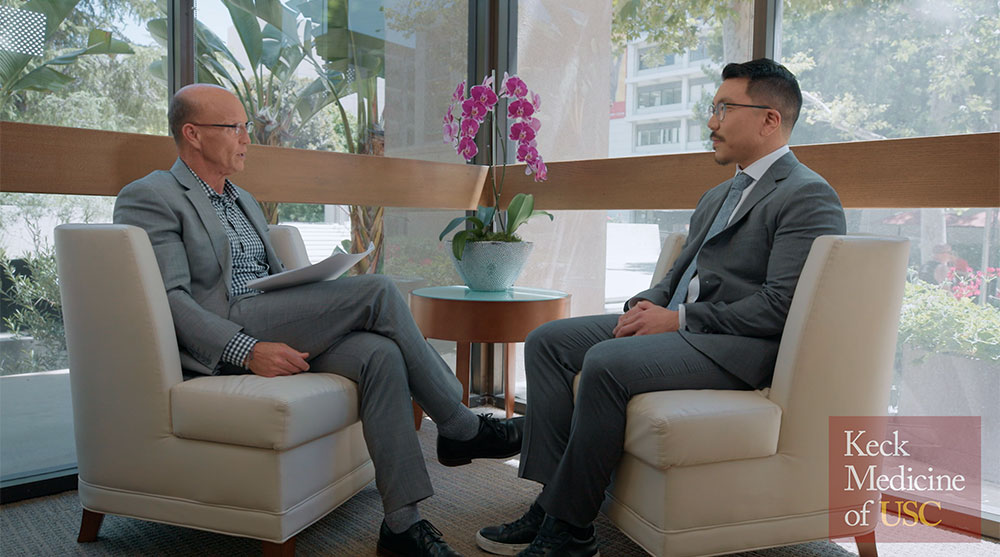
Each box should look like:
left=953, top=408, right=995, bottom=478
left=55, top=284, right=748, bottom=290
left=0, top=0, right=133, bottom=110
left=147, top=0, right=387, bottom=274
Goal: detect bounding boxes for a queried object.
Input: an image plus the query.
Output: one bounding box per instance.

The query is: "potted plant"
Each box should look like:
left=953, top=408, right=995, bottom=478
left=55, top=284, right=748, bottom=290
left=438, top=73, right=553, bottom=291
left=895, top=277, right=1000, bottom=482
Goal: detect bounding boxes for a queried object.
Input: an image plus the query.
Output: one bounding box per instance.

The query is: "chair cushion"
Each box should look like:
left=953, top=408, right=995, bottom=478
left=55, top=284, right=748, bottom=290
left=624, top=389, right=781, bottom=469
left=171, top=373, right=359, bottom=450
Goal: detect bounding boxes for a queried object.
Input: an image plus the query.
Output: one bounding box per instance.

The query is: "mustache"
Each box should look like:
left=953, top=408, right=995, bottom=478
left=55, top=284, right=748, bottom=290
left=710, top=132, right=723, bottom=142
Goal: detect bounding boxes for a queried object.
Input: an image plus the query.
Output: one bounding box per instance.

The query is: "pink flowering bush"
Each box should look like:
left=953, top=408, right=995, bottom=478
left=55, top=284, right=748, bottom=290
left=947, top=266, right=1000, bottom=300
left=440, top=73, right=553, bottom=259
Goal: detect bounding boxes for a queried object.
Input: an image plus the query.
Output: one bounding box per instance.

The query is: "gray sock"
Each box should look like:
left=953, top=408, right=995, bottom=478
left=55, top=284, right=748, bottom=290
left=436, top=405, right=481, bottom=441
left=385, top=503, right=421, bottom=534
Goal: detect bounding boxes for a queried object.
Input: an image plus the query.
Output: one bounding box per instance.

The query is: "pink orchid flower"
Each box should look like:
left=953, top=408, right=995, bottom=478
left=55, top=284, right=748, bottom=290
left=451, top=81, right=466, bottom=103
left=443, top=120, right=459, bottom=144
left=517, top=143, right=539, bottom=164
left=501, top=72, right=529, bottom=98
left=532, top=159, right=548, bottom=182
left=530, top=91, right=541, bottom=111
left=458, top=136, right=478, bottom=161
left=462, top=98, right=488, bottom=122
left=480, top=74, right=494, bottom=89
left=508, top=99, right=535, bottom=120
left=526, top=117, right=541, bottom=132
left=509, top=121, right=536, bottom=143
left=461, top=118, right=480, bottom=137
left=470, top=84, right=499, bottom=109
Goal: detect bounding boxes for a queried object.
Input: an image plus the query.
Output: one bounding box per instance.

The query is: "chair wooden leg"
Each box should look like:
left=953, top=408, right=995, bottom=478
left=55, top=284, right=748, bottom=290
left=262, top=537, right=295, bottom=557
left=855, top=531, right=878, bottom=557
left=413, top=400, right=423, bottom=430
left=77, top=509, right=105, bottom=542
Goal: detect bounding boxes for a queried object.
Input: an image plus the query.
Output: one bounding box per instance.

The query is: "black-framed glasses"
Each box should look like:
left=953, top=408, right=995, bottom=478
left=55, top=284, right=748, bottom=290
left=190, top=121, right=253, bottom=135
left=708, top=102, right=772, bottom=122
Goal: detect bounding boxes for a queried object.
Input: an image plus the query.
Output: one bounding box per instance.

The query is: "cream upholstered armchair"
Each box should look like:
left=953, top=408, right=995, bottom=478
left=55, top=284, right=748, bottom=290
left=54, top=223, right=374, bottom=557
left=599, top=234, right=909, bottom=557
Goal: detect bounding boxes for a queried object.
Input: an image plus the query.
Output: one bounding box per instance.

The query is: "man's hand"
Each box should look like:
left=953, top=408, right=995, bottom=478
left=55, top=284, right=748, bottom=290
left=246, top=342, right=310, bottom=377
left=613, top=300, right=680, bottom=338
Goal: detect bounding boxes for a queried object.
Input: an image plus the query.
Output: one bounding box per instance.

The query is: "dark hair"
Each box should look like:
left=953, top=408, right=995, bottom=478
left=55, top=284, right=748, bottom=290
left=168, top=92, right=194, bottom=143
left=721, top=58, right=802, bottom=129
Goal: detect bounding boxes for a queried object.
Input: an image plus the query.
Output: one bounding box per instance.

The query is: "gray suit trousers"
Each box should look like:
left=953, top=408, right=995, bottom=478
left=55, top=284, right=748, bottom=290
left=521, top=314, right=752, bottom=527
left=229, top=274, right=464, bottom=514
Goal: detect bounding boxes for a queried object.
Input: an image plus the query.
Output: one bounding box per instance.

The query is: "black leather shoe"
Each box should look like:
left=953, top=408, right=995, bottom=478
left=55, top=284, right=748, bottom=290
left=437, top=415, right=524, bottom=467
left=377, top=519, right=463, bottom=556
left=476, top=503, right=545, bottom=555
left=516, top=515, right=599, bottom=557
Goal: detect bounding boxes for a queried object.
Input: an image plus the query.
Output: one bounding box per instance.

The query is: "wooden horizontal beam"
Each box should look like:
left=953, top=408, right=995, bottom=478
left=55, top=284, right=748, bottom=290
left=485, top=132, right=1000, bottom=210
left=2, top=122, right=996, bottom=210
left=0, top=121, right=488, bottom=210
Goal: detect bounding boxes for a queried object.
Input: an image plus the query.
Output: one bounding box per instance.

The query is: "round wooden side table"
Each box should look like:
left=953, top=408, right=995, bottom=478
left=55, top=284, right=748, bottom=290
left=409, top=285, right=571, bottom=428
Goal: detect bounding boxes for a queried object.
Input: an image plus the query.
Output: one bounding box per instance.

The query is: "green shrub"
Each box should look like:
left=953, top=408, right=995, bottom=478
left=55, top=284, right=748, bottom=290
left=0, top=247, right=68, bottom=374
left=898, top=280, right=1000, bottom=362
left=383, top=236, right=460, bottom=287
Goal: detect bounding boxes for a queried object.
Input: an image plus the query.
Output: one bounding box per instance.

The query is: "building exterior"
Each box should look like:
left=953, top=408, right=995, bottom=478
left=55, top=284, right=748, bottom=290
left=609, top=40, right=718, bottom=158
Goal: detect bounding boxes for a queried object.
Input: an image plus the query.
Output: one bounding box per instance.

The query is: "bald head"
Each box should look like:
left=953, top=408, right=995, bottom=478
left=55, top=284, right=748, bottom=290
left=168, top=84, right=241, bottom=145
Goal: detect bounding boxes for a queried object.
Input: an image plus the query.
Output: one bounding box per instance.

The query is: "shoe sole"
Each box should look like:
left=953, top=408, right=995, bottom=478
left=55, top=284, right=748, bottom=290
left=438, top=447, right=522, bottom=467
left=475, top=531, right=530, bottom=555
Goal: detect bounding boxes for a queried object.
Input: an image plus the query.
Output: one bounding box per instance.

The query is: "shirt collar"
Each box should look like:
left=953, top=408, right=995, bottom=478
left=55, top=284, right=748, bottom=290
left=737, top=144, right=790, bottom=182
left=182, top=160, right=237, bottom=201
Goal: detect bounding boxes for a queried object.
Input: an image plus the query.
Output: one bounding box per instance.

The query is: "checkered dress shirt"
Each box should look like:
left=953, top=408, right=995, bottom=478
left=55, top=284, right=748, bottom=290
left=185, top=164, right=268, bottom=369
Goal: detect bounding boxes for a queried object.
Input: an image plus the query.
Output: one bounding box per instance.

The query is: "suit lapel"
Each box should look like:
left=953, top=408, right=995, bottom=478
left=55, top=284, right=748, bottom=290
left=726, top=151, right=798, bottom=229
left=169, top=159, right=233, bottom=286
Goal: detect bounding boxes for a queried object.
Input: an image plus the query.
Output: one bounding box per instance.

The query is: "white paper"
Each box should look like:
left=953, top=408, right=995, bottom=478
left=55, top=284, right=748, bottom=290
left=246, top=243, right=374, bottom=292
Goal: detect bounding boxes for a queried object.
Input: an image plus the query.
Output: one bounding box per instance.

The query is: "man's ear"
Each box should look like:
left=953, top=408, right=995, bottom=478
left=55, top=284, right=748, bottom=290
left=760, top=108, right=783, bottom=137
left=180, top=123, right=201, bottom=148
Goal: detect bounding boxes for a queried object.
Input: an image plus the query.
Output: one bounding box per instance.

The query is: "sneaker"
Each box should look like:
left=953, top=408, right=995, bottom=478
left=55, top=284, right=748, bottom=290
left=377, top=519, right=463, bottom=557
left=437, top=415, right=524, bottom=467
left=516, top=515, right=599, bottom=557
left=476, top=503, right=545, bottom=555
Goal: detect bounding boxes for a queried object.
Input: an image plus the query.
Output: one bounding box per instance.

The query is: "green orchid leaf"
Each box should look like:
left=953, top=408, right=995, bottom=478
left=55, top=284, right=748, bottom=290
left=476, top=205, right=496, bottom=229
left=531, top=210, right=554, bottom=221
left=452, top=230, right=470, bottom=260
left=439, top=215, right=470, bottom=241
left=506, top=193, right=534, bottom=234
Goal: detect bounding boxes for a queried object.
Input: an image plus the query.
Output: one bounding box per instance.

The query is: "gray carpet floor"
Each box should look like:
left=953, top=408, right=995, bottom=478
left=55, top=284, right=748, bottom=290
left=1, top=413, right=996, bottom=556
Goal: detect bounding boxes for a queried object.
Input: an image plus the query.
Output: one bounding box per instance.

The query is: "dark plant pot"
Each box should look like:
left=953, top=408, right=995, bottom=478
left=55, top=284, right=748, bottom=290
left=449, top=241, right=533, bottom=291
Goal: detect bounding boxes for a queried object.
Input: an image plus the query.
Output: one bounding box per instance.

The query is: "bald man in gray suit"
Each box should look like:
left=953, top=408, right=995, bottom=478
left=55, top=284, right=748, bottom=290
left=115, top=84, right=522, bottom=557
left=477, top=59, right=847, bottom=557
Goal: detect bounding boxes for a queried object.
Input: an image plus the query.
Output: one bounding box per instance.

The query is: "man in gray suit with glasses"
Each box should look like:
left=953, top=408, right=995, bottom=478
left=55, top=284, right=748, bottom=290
left=476, top=59, right=847, bottom=557
left=114, top=83, right=521, bottom=557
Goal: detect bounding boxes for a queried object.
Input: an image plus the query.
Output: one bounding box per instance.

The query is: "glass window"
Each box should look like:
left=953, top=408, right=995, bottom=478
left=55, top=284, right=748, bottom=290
left=780, top=0, right=1000, bottom=518
left=515, top=1, right=753, bottom=399
left=637, top=45, right=674, bottom=70
left=1, top=0, right=165, bottom=490
left=637, top=81, right=682, bottom=109
left=636, top=121, right=680, bottom=146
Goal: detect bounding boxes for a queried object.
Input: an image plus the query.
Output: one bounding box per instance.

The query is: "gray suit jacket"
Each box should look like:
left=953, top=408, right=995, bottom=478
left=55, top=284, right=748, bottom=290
left=114, top=158, right=286, bottom=375
left=631, top=151, right=846, bottom=389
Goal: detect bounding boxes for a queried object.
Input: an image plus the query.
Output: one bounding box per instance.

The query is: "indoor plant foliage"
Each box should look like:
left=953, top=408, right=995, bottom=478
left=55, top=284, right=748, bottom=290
left=439, top=73, right=553, bottom=262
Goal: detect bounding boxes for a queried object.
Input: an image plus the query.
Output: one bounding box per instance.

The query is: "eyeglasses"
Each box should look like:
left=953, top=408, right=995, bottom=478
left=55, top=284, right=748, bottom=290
left=708, top=102, right=772, bottom=122
left=189, top=121, right=254, bottom=135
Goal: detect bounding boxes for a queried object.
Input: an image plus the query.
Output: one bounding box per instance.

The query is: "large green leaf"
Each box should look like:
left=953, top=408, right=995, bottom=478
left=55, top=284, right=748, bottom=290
left=83, top=29, right=134, bottom=55
left=7, top=65, right=74, bottom=93
left=224, top=0, right=265, bottom=68
left=22, top=0, right=81, bottom=40
left=0, top=0, right=82, bottom=88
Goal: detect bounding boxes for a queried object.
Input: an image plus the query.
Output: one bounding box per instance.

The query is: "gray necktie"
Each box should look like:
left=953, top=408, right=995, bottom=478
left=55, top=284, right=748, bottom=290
left=666, top=172, right=754, bottom=310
